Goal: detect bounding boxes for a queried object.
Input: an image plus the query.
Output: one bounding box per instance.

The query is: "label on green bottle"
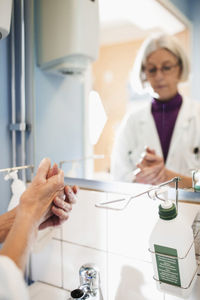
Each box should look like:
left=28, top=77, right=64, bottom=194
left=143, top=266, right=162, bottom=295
left=154, top=244, right=181, bottom=287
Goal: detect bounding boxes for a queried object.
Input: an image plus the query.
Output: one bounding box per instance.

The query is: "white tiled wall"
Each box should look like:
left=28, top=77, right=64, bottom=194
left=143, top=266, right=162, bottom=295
left=62, top=190, right=108, bottom=251
left=62, top=242, right=108, bottom=299
left=30, top=188, right=200, bottom=300
left=107, top=253, right=164, bottom=300
left=31, top=238, right=62, bottom=287
left=107, top=192, right=159, bottom=262
left=164, top=275, right=200, bottom=300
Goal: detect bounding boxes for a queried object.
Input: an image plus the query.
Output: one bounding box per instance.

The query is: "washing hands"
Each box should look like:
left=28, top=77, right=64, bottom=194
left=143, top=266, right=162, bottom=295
left=134, top=147, right=167, bottom=185
left=39, top=161, right=78, bottom=229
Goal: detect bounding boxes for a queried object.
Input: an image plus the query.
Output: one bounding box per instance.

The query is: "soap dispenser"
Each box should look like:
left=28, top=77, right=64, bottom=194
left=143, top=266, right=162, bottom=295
left=149, top=195, right=197, bottom=298
left=192, top=170, right=200, bottom=191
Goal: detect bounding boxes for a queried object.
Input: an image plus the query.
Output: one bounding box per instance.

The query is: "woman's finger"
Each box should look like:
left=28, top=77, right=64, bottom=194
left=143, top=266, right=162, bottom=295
left=65, top=186, right=77, bottom=203
left=51, top=206, right=70, bottom=221
left=72, top=185, right=79, bottom=194
left=53, top=197, right=72, bottom=212
left=135, top=163, right=164, bottom=183
left=150, top=169, right=165, bottom=185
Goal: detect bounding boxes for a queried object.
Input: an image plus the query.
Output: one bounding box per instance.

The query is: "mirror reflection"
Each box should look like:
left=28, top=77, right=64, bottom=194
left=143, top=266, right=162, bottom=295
left=73, top=0, right=198, bottom=191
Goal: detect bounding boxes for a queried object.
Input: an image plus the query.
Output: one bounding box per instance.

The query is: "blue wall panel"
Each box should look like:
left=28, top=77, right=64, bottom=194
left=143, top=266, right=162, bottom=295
left=170, top=0, right=200, bottom=100
left=34, top=68, right=84, bottom=175
left=0, top=38, right=12, bottom=214
left=189, top=0, right=200, bottom=100
left=170, top=0, right=191, bottom=19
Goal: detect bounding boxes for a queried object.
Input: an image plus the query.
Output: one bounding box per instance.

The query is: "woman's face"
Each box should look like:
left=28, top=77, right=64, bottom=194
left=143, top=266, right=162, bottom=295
left=144, top=48, right=181, bottom=101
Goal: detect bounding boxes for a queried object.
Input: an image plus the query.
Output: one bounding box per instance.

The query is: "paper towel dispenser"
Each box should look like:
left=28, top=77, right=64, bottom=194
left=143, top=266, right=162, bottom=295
left=0, top=0, right=12, bottom=40
left=37, top=0, right=99, bottom=75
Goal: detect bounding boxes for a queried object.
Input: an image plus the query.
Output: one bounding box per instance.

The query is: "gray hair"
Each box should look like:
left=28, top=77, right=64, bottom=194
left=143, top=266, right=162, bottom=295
left=131, top=33, right=190, bottom=92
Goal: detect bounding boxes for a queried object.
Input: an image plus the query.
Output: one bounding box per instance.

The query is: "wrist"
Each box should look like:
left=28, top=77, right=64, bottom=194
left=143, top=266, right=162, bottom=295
left=0, top=209, right=38, bottom=271
left=15, top=207, right=40, bottom=232
left=18, top=198, right=51, bottom=227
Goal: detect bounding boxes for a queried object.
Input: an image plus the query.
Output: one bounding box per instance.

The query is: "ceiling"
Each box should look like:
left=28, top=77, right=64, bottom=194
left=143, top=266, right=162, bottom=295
left=98, top=0, right=186, bottom=45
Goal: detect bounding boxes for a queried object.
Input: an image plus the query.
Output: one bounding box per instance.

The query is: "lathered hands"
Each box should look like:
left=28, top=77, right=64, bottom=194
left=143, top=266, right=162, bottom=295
left=0, top=160, right=78, bottom=243
left=135, top=147, right=167, bottom=185
left=0, top=158, right=77, bottom=271
left=135, top=147, right=192, bottom=188
left=39, top=162, right=77, bottom=229
left=19, top=158, right=65, bottom=228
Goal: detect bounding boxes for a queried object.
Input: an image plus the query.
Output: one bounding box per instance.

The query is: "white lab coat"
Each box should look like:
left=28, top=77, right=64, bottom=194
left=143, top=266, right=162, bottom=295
left=0, top=256, right=29, bottom=300
left=111, top=97, right=200, bottom=182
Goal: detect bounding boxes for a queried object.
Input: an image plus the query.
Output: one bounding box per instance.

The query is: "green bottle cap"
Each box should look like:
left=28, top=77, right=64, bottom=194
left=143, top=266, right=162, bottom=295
left=159, top=203, right=177, bottom=220
left=194, top=185, right=200, bottom=192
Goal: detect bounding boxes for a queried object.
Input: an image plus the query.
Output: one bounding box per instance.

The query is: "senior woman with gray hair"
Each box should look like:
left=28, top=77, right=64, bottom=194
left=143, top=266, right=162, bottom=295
left=111, top=33, right=200, bottom=188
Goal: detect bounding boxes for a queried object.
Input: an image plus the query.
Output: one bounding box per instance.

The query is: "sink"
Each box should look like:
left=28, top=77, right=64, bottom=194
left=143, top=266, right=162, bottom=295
left=29, top=282, right=70, bottom=300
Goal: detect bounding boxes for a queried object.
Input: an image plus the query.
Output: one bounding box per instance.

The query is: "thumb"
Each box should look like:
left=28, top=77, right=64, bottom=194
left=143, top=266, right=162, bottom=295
left=144, top=153, right=161, bottom=162
left=35, top=158, right=51, bottom=182
left=146, top=147, right=156, bottom=155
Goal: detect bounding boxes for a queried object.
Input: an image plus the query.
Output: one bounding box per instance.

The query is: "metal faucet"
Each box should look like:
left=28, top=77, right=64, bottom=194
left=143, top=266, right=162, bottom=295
left=69, top=263, right=103, bottom=299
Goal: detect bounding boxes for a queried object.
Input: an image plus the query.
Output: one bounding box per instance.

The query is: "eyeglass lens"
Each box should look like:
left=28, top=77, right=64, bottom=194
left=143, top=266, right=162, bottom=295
left=145, top=63, right=179, bottom=77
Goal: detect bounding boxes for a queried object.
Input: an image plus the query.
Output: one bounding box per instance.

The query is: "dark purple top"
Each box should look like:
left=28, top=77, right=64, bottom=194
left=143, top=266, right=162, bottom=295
left=151, top=93, right=182, bottom=162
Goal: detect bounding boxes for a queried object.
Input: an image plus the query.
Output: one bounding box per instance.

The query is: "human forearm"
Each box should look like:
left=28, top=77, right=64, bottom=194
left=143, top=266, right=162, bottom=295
left=136, top=150, right=193, bottom=188
left=165, top=169, right=192, bottom=189
left=0, top=158, right=65, bottom=272
left=0, top=208, right=16, bottom=243
left=0, top=210, right=37, bottom=271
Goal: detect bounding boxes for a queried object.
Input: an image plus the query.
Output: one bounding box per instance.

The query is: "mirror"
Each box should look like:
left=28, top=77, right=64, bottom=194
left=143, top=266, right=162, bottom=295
left=62, top=0, right=195, bottom=192
left=81, top=0, right=193, bottom=188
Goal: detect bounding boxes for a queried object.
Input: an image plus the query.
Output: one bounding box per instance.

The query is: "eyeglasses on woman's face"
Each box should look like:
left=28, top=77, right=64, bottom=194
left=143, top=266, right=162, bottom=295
left=144, top=63, right=180, bottom=78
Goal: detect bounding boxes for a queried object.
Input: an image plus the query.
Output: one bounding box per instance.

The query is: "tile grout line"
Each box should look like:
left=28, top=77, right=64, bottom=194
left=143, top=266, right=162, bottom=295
left=61, top=226, right=64, bottom=289
left=52, top=236, right=153, bottom=265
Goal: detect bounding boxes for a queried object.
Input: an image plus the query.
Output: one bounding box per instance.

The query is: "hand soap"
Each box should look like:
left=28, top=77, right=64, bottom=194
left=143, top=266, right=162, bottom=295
left=149, top=200, right=197, bottom=298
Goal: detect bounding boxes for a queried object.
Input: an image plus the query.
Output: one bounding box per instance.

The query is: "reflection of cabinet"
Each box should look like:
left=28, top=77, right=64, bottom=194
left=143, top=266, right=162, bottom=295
left=30, top=183, right=200, bottom=299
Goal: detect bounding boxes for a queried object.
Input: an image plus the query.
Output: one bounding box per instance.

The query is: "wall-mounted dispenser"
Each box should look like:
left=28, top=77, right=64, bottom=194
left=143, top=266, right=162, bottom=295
left=0, top=0, right=13, bottom=39
left=37, top=0, right=99, bottom=75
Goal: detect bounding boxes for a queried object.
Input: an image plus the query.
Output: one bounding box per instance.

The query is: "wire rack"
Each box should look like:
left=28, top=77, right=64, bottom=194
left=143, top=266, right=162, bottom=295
left=95, top=177, right=179, bottom=211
